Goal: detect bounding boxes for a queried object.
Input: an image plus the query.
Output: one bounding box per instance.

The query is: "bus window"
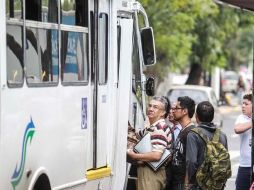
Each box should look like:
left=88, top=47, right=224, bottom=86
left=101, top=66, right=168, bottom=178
left=24, top=0, right=59, bottom=85
left=25, top=0, right=58, bottom=23
left=98, top=13, right=108, bottom=85
left=61, top=31, right=89, bottom=83
left=6, top=0, right=22, bottom=19
left=132, top=27, right=142, bottom=106
left=6, top=25, right=24, bottom=86
left=61, top=0, right=88, bottom=27
left=60, top=0, right=89, bottom=84
left=6, top=0, right=24, bottom=87
left=26, top=28, right=59, bottom=84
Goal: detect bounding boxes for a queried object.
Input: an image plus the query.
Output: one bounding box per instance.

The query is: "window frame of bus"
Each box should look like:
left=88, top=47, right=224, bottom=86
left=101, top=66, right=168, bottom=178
left=6, top=0, right=24, bottom=88
left=6, top=0, right=90, bottom=88
left=24, top=0, right=60, bottom=87
left=60, top=0, right=89, bottom=86
left=98, top=13, right=108, bottom=86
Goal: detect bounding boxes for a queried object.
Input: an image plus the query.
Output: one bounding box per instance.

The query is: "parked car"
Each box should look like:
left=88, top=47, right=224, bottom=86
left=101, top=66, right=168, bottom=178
left=221, top=71, right=239, bottom=93
left=167, top=85, right=223, bottom=127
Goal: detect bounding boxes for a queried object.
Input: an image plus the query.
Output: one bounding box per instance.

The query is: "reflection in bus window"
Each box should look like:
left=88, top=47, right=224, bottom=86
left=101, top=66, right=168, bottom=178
left=61, top=0, right=88, bottom=27
left=25, top=0, right=58, bottom=23
left=6, top=0, right=24, bottom=87
left=61, top=31, right=88, bottom=82
left=6, top=25, right=24, bottom=86
left=6, top=0, right=22, bottom=19
left=26, top=28, right=59, bottom=84
left=98, top=13, right=108, bottom=85
left=132, top=27, right=142, bottom=105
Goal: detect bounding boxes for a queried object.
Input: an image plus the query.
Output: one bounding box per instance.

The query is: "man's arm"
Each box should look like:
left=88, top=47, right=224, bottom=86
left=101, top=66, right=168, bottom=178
left=234, top=121, right=252, bottom=134
left=185, top=132, right=199, bottom=186
left=127, top=149, right=162, bottom=162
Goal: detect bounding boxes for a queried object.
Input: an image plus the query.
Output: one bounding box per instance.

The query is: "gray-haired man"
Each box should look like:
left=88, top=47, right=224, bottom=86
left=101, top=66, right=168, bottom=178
left=127, top=96, right=171, bottom=190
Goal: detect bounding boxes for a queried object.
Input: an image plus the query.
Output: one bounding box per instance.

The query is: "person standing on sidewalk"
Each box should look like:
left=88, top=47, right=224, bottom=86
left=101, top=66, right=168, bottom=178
left=166, top=96, right=195, bottom=190
left=167, top=103, right=182, bottom=142
left=234, top=93, right=252, bottom=190
left=185, top=101, right=229, bottom=190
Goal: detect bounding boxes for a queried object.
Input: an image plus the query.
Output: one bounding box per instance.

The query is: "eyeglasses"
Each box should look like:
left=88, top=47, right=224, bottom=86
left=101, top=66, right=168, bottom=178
left=171, top=107, right=184, bottom=110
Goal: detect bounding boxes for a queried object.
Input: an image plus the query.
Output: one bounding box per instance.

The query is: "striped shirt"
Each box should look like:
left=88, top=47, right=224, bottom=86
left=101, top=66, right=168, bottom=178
left=137, top=119, right=171, bottom=153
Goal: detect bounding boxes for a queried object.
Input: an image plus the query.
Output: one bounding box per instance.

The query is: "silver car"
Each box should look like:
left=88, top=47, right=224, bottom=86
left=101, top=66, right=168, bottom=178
left=167, top=85, right=223, bottom=127
left=221, top=71, right=239, bottom=93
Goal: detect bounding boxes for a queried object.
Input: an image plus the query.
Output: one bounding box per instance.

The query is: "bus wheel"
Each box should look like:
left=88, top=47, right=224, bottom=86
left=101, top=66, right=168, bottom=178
left=33, top=174, right=51, bottom=190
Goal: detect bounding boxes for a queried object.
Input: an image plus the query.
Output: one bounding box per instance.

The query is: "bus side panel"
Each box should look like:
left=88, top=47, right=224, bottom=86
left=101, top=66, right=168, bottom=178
left=0, top=86, right=91, bottom=190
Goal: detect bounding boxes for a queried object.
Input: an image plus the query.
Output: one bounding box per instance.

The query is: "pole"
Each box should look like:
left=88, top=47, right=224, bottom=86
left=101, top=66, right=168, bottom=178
left=251, top=41, right=254, bottom=183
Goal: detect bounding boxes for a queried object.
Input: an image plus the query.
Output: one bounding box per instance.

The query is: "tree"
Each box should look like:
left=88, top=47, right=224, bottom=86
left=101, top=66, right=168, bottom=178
left=186, top=5, right=236, bottom=84
left=141, top=0, right=254, bottom=86
left=141, top=0, right=201, bottom=82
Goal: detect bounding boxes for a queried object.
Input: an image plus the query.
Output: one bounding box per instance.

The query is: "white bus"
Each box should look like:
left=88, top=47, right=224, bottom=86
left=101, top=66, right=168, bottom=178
left=1, top=0, right=156, bottom=190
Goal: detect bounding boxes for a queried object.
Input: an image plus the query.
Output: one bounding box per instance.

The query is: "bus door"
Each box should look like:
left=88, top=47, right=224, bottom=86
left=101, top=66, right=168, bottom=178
left=111, top=17, right=134, bottom=189
left=91, top=0, right=110, bottom=169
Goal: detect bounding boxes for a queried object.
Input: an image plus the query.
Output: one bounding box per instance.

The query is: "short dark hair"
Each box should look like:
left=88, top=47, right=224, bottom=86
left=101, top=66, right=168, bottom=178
left=152, top=96, right=171, bottom=118
left=243, top=93, right=252, bottom=102
left=196, top=101, right=214, bottom=122
left=178, top=96, right=195, bottom=118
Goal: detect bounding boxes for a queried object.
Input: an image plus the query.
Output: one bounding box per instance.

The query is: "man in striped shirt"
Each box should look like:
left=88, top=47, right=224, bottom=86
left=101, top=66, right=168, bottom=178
left=127, top=96, right=171, bottom=190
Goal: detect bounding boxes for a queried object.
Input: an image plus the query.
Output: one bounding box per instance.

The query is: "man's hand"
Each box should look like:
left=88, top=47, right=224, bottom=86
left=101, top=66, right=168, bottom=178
left=127, top=149, right=137, bottom=160
left=127, top=149, right=162, bottom=162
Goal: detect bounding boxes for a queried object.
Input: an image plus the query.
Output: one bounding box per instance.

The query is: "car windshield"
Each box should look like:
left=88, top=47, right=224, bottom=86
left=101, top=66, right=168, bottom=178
left=223, top=73, right=239, bottom=80
left=168, top=89, right=209, bottom=105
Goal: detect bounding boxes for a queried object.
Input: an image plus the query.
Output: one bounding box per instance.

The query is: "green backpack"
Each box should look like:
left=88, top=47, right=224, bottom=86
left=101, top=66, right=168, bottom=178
left=191, top=128, right=232, bottom=190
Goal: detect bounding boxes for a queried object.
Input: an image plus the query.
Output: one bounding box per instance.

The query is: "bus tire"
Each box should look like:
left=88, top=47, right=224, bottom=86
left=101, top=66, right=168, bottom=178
left=33, top=174, right=51, bottom=190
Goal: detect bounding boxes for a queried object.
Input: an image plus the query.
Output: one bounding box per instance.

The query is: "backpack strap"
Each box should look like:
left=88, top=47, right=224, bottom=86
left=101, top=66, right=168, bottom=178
left=191, top=127, right=221, bottom=143
left=191, top=128, right=208, bottom=144
left=212, top=128, right=221, bottom=142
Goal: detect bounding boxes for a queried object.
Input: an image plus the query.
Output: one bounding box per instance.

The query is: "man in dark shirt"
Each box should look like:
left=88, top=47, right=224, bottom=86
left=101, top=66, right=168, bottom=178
left=166, top=96, right=195, bottom=190
left=185, top=101, right=228, bottom=190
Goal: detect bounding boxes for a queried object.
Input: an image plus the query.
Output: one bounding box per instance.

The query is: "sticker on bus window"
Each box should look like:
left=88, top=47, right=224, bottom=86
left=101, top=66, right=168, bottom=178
left=81, top=98, right=87, bottom=129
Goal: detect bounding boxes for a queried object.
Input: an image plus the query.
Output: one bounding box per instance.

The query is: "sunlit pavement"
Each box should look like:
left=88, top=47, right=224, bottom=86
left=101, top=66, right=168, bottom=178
left=219, top=104, right=241, bottom=190
left=219, top=105, right=241, bottom=114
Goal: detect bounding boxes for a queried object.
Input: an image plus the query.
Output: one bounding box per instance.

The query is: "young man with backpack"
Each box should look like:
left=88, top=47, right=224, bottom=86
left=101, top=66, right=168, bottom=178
left=184, top=101, right=231, bottom=190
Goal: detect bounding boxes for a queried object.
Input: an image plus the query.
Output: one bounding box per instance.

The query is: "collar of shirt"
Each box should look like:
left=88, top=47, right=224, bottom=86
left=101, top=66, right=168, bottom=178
left=150, top=118, right=165, bottom=127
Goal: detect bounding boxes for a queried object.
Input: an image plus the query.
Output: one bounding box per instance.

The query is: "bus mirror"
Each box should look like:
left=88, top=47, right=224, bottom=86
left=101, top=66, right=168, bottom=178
left=146, top=77, right=155, bottom=96
left=140, top=27, right=156, bottom=66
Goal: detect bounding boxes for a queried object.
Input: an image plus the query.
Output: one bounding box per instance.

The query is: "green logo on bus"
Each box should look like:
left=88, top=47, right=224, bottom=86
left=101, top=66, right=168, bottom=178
left=11, top=118, right=35, bottom=190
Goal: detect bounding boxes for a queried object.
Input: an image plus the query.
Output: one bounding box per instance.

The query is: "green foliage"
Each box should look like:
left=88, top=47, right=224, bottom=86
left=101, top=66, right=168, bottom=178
left=140, top=0, right=254, bottom=82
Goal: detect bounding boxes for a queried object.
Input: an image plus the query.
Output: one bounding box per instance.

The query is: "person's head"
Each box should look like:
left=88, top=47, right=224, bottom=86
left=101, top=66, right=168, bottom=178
left=242, top=93, right=252, bottom=117
left=239, top=75, right=244, bottom=81
left=195, top=101, right=214, bottom=123
left=173, top=96, right=195, bottom=122
left=168, top=102, right=176, bottom=122
left=147, top=96, right=170, bottom=124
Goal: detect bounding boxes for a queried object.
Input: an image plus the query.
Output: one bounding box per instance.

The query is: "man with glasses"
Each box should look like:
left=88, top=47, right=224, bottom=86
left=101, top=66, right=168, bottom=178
left=234, top=93, right=252, bottom=190
left=166, top=96, right=195, bottom=190
left=127, top=96, right=171, bottom=190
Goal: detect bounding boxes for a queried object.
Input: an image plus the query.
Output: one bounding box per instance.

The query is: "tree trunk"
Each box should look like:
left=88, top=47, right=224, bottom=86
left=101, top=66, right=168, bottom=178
left=185, top=63, right=203, bottom=85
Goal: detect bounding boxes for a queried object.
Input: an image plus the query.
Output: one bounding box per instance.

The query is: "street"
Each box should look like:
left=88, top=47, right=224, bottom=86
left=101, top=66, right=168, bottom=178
left=219, top=105, right=241, bottom=190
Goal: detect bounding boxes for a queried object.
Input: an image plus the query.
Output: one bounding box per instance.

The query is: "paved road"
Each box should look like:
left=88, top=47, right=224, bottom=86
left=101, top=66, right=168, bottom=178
left=219, top=105, right=241, bottom=190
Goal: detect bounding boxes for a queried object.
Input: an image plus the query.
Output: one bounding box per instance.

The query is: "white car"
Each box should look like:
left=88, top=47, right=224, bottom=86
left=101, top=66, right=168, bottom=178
left=167, top=85, right=223, bottom=127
